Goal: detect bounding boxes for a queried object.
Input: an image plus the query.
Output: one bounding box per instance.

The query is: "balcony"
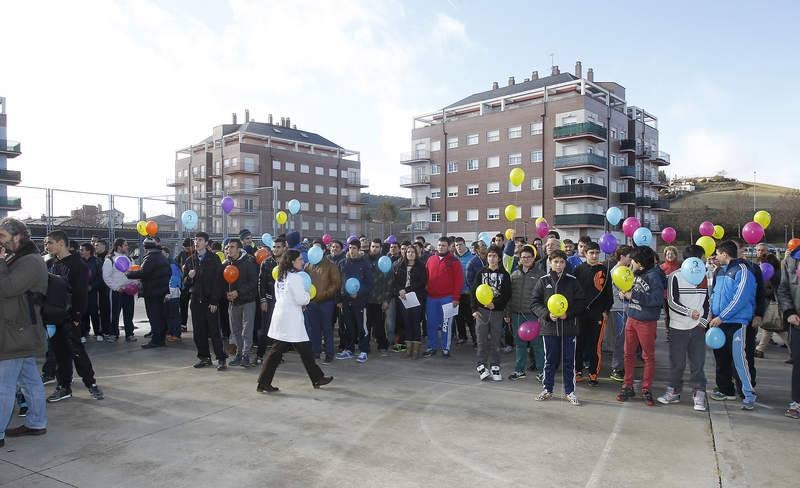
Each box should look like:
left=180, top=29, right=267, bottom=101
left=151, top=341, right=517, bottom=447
left=225, top=162, right=260, bottom=175
left=651, top=199, right=671, bottom=211
left=651, top=151, right=671, bottom=166
left=0, top=169, right=22, bottom=185
left=400, top=150, right=432, bottom=165
left=0, top=140, right=21, bottom=158
left=410, top=221, right=430, bottom=231
left=345, top=176, right=369, bottom=188
left=401, top=198, right=429, bottom=211
left=635, top=196, right=653, bottom=207
left=618, top=166, right=636, bottom=179
left=400, top=174, right=431, bottom=187
left=226, top=186, right=260, bottom=195
left=347, top=194, right=366, bottom=205
left=554, top=214, right=605, bottom=227
left=191, top=170, right=207, bottom=181
left=636, top=170, right=651, bottom=183
left=618, top=192, right=636, bottom=205
left=552, top=183, right=607, bottom=200
left=553, top=122, right=607, bottom=142
left=619, top=139, right=637, bottom=153
left=650, top=177, right=668, bottom=189
left=553, top=153, right=607, bottom=171
left=636, top=148, right=653, bottom=160
left=166, top=176, right=185, bottom=187
left=0, top=197, right=22, bottom=211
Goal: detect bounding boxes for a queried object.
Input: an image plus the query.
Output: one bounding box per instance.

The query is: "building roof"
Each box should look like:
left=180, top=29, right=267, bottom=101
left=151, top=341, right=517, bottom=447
left=194, top=122, right=343, bottom=150
left=445, top=73, right=578, bottom=109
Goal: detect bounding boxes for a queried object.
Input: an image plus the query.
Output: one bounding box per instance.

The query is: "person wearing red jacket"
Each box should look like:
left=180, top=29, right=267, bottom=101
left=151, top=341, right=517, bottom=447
left=424, top=237, right=464, bottom=357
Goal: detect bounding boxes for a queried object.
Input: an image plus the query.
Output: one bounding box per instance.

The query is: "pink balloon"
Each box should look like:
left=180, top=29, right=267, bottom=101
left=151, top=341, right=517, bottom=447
left=536, top=220, right=549, bottom=239
left=661, top=227, right=677, bottom=244
left=741, top=221, right=764, bottom=245
left=622, top=217, right=640, bottom=238
left=698, top=221, right=714, bottom=237
left=322, top=234, right=333, bottom=245
left=518, top=321, right=540, bottom=342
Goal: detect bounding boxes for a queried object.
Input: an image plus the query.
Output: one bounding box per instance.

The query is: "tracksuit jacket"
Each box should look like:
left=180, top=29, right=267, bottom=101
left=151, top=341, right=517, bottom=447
left=711, top=258, right=756, bottom=325
left=531, top=271, right=586, bottom=337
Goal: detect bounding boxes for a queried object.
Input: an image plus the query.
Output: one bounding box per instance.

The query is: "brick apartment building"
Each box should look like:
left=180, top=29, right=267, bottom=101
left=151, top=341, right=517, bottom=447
left=400, top=61, right=670, bottom=243
left=0, top=96, right=23, bottom=217
left=172, top=112, right=366, bottom=238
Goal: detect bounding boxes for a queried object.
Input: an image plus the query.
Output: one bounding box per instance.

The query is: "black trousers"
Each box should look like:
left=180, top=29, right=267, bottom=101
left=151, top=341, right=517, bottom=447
left=190, top=300, right=227, bottom=361
left=257, top=340, right=324, bottom=388
left=109, top=291, right=135, bottom=337
left=219, top=300, right=231, bottom=339
left=49, top=323, right=96, bottom=389
left=791, top=327, right=800, bottom=403
left=576, top=312, right=605, bottom=376
left=81, top=289, right=101, bottom=337
left=180, top=288, right=191, bottom=326
left=456, top=293, right=476, bottom=344
left=98, top=284, right=111, bottom=334
left=366, top=303, right=389, bottom=350
left=256, top=301, right=275, bottom=358
left=144, top=296, right=168, bottom=345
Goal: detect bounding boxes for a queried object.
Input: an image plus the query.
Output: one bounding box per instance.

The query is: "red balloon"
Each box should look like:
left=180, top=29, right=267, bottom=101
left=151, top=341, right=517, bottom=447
left=223, top=265, right=240, bottom=284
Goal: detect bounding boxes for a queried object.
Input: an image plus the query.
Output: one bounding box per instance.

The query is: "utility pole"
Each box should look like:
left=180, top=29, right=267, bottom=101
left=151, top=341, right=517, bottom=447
left=753, top=170, right=757, bottom=211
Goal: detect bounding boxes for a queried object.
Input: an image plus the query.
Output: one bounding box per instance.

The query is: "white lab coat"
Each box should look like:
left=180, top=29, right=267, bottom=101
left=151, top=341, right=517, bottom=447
left=268, top=271, right=311, bottom=342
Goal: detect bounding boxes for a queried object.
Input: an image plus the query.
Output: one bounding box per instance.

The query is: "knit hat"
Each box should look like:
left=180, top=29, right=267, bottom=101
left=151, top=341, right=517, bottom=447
left=239, top=229, right=252, bottom=239
left=286, top=230, right=301, bottom=249
left=143, top=238, right=158, bottom=250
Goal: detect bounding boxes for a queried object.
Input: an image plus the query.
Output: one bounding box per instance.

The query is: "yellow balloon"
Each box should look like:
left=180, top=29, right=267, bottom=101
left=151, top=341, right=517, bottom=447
left=216, top=251, right=225, bottom=263
left=136, top=220, right=148, bottom=237
left=611, top=266, right=634, bottom=292
left=535, top=217, right=546, bottom=226
left=476, top=284, right=493, bottom=306
left=504, top=205, right=518, bottom=222
left=754, top=210, right=771, bottom=229
left=509, top=167, right=525, bottom=187
left=560, top=241, right=566, bottom=251
left=276, top=210, right=288, bottom=225
left=505, top=228, right=515, bottom=241
left=712, top=225, right=725, bottom=240
left=696, top=236, right=716, bottom=258
left=547, top=293, right=569, bottom=316
left=309, top=284, right=317, bottom=300
left=271, top=265, right=279, bottom=281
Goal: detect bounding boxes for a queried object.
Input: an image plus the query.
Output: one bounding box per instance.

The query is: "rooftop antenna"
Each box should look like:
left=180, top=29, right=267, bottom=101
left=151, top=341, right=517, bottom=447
left=550, top=53, right=555, bottom=68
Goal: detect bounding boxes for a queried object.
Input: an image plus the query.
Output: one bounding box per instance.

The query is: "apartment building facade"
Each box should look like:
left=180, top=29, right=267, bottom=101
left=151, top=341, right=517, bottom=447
left=0, top=97, right=23, bottom=217
left=400, top=62, right=670, bottom=242
left=172, top=113, right=366, bottom=237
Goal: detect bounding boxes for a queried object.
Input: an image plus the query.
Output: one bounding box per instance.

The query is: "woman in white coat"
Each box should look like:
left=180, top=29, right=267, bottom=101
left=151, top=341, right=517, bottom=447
left=257, top=250, right=333, bottom=393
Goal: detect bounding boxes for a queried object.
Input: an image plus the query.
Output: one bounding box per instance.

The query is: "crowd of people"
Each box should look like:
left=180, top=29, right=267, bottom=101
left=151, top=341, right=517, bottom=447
left=1, top=216, right=800, bottom=448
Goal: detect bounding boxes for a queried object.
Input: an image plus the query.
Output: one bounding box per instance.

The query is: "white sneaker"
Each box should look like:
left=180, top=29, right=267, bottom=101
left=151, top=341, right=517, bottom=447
left=490, top=366, right=502, bottom=381
left=80, top=336, right=87, bottom=344
left=535, top=390, right=552, bottom=401
left=657, top=387, right=681, bottom=405
left=96, top=335, right=104, bottom=342
left=356, top=352, right=368, bottom=363
left=566, top=392, right=581, bottom=406
left=477, top=364, right=490, bottom=381
left=693, top=391, right=707, bottom=412
left=502, top=345, right=513, bottom=353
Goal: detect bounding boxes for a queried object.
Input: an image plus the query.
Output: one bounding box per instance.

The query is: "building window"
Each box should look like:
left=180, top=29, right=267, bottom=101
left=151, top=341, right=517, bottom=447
left=487, top=182, right=500, bottom=194
left=431, top=212, right=441, bottom=222
left=224, top=158, right=231, bottom=168
left=431, top=164, right=441, bottom=175
left=300, top=164, right=309, bottom=174
left=315, top=222, right=324, bottom=231
left=430, top=188, right=441, bottom=199
left=447, top=137, right=458, bottom=149
left=487, top=129, right=500, bottom=142
left=272, top=180, right=280, bottom=190
left=447, top=161, right=458, bottom=173
left=272, top=160, right=281, bottom=170
left=329, top=187, right=337, bottom=195
left=329, top=205, right=338, bottom=213
left=508, top=126, right=522, bottom=139
left=467, top=184, right=479, bottom=196
left=315, top=184, right=324, bottom=194
left=300, top=183, right=309, bottom=193
left=467, top=159, right=479, bottom=171
left=285, top=162, right=295, bottom=172
left=531, top=178, right=543, bottom=190
left=243, top=199, right=254, bottom=211
left=285, top=182, right=295, bottom=191
left=315, top=166, right=324, bottom=175
left=301, top=202, right=310, bottom=211
left=447, top=210, right=458, bottom=222
left=531, top=122, right=543, bottom=135
left=620, top=130, right=626, bottom=139
left=341, top=188, right=349, bottom=196
left=467, top=209, right=479, bottom=221
left=447, top=186, right=458, bottom=198
left=341, top=169, right=348, bottom=178
left=431, top=140, right=441, bottom=152
left=329, top=222, right=338, bottom=231
left=531, top=204, right=543, bottom=218
left=531, top=150, right=543, bottom=163
left=487, top=156, right=500, bottom=168
left=315, top=203, right=324, bottom=212
left=508, top=153, right=522, bottom=166
left=610, top=128, right=617, bottom=140
left=508, top=181, right=521, bottom=193
left=487, top=208, right=500, bottom=220
left=328, top=168, right=337, bottom=177
left=467, top=134, right=479, bottom=145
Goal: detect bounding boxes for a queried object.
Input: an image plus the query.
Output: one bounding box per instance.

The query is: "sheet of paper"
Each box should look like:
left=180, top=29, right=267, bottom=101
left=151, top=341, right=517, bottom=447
left=400, top=291, right=421, bottom=309
left=442, top=303, right=458, bottom=323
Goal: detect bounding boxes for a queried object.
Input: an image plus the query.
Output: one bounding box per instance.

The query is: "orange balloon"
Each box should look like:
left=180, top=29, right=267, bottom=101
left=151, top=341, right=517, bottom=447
left=223, top=264, right=240, bottom=284
left=145, top=220, right=158, bottom=236
left=130, top=265, right=141, bottom=272
left=255, top=248, right=268, bottom=265
left=788, top=238, right=800, bottom=253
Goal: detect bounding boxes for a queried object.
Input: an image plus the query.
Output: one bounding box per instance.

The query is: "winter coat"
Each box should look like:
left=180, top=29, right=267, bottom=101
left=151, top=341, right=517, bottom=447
left=268, top=272, right=311, bottom=343
left=455, top=250, right=475, bottom=294
left=531, top=271, right=586, bottom=337
left=84, top=256, right=103, bottom=293
left=183, top=250, right=223, bottom=306
left=224, top=252, right=259, bottom=304
left=710, top=258, right=756, bottom=326
left=258, top=257, right=278, bottom=303
left=777, top=256, right=800, bottom=322
left=49, top=252, right=89, bottom=323
left=368, top=254, right=394, bottom=305
left=103, top=252, right=137, bottom=292
left=508, top=265, right=544, bottom=315
left=306, top=258, right=341, bottom=303
left=470, top=266, right=512, bottom=312
left=0, top=241, right=48, bottom=360
left=426, top=252, right=464, bottom=302
left=627, top=266, right=667, bottom=322
left=127, top=248, right=171, bottom=299
left=392, top=260, right=427, bottom=300
left=574, top=262, right=613, bottom=316
left=338, top=255, right=373, bottom=305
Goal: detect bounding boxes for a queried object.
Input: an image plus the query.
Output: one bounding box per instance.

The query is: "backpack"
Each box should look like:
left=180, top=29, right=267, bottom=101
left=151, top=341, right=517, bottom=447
left=36, top=273, right=72, bottom=325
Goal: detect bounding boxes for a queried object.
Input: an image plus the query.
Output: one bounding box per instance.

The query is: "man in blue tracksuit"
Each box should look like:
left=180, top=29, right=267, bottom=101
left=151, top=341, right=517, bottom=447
left=454, top=237, right=476, bottom=346
left=709, top=240, right=758, bottom=410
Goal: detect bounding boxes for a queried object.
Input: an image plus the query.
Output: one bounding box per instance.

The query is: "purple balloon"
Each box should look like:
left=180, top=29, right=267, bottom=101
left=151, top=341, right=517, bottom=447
left=741, top=221, right=764, bottom=245
left=518, top=320, right=541, bottom=341
left=221, top=196, right=235, bottom=214
left=622, top=217, right=640, bottom=238
left=699, top=221, right=714, bottom=237
left=760, top=262, right=775, bottom=282
left=661, top=226, right=677, bottom=244
left=599, top=232, right=618, bottom=254
left=347, top=234, right=358, bottom=245
left=385, top=235, right=397, bottom=245
left=114, top=255, right=131, bottom=273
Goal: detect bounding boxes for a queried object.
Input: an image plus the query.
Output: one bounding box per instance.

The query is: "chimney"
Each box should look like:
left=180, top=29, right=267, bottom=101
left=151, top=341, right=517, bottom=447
left=508, top=76, right=515, bottom=86
left=524, top=78, right=530, bottom=83
left=531, top=71, right=539, bottom=80
left=587, top=68, right=594, bottom=81
left=280, top=117, right=285, bottom=127
left=575, top=61, right=582, bottom=78
left=244, top=109, right=250, bottom=122
left=268, top=113, right=273, bottom=124
left=232, top=112, right=237, bottom=124
left=286, top=117, right=291, bottom=128
left=492, top=81, right=499, bottom=90
left=552, top=65, right=560, bottom=76
left=292, top=124, right=297, bottom=129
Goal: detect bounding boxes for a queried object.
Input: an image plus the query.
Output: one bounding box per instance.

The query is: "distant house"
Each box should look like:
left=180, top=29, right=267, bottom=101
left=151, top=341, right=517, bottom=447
left=99, top=209, right=125, bottom=227
left=147, top=214, right=177, bottom=232
left=669, top=180, right=695, bottom=194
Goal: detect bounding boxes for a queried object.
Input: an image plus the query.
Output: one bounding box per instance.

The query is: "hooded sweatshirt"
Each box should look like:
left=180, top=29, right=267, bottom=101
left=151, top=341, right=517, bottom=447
left=426, top=252, right=464, bottom=302
left=574, top=261, right=613, bottom=316
left=627, top=266, right=667, bottom=322
left=470, top=265, right=512, bottom=312
left=338, top=254, right=373, bottom=305
left=49, top=251, right=89, bottom=323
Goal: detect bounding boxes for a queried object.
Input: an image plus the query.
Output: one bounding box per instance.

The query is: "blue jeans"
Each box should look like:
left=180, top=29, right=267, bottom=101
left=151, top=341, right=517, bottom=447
left=512, top=313, right=544, bottom=373
left=306, top=300, right=335, bottom=357
left=425, top=296, right=454, bottom=352
left=385, top=298, right=397, bottom=346
left=611, top=311, right=627, bottom=371
left=0, top=358, right=47, bottom=440
left=166, top=298, right=181, bottom=337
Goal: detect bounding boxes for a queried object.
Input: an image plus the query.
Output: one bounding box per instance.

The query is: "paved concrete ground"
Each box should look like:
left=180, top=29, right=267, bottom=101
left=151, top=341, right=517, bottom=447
left=1, top=304, right=797, bottom=488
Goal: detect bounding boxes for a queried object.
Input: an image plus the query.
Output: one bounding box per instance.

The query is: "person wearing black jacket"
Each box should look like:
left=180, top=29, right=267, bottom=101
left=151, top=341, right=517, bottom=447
left=531, top=250, right=586, bottom=405
left=94, top=239, right=112, bottom=338
left=127, top=238, right=171, bottom=348
left=223, top=238, right=259, bottom=367
left=470, top=246, right=512, bottom=381
left=79, top=243, right=103, bottom=341
left=573, top=242, right=613, bottom=385
left=256, top=237, right=285, bottom=363
left=175, top=238, right=194, bottom=332
left=183, top=232, right=227, bottom=370
left=43, top=231, right=103, bottom=402
left=392, top=245, right=427, bottom=358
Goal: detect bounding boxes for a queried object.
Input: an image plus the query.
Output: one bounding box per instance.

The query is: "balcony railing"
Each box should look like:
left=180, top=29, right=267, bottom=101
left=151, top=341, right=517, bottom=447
left=553, top=153, right=607, bottom=171
left=552, top=183, right=607, bottom=199
left=0, top=197, right=22, bottom=210
left=401, top=199, right=429, bottom=210
left=553, top=122, right=607, bottom=141
left=618, top=192, right=636, bottom=205
left=411, top=221, right=430, bottom=231
left=635, top=196, right=653, bottom=207
left=400, top=174, right=431, bottom=186
left=619, top=139, right=637, bottom=152
left=0, top=169, right=22, bottom=185
left=226, top=162, right=260, bottom=174
left=345, top=176, right=368, bottom=187
left=651, top=151, right=671, bottom=165
left=636, top=148, right=653, bottom=159
left=618, top=166, right=637, bottom=179
left=191, top=170, right=207, bottom=181
left=0, top=139, right=21, bottom=157
left=347, top=194, right=366, bottom=205
left=400, top=150, right=431, bottom=163
left=651, top=199, right=671, bottom=211
left=554, top=214, right=606, bottom=227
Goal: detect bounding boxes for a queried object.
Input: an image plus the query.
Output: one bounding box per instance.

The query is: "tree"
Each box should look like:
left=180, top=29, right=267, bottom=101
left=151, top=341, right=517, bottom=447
left=375, top=202, right=398, bottom=224
left=658, top=170, right=668, bottom=183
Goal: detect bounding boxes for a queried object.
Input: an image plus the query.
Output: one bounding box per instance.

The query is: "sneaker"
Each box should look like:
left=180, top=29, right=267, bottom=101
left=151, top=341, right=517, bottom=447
left=391, top=344, right=404, bottom=353
left=106, top=335, right=119, bottom=343
left=125, top=336, right=138, bottom=343
left=609, top=369, right=625, bottom=382
left=785, top=402, right=800, bottom=419
left=588, top=373, right=599, bottom=386
left=754, top=349, right=764, bottom=359
left=4, top=425, right=47, bottom=437
left=335, top=350, right=353, bottom=360
left=786, top=358, right=794, bottom=365
left=741, top=397, right=757, bottom=411
left=18, top=406, right=28, bottom=417
left=356, top=352, right=368, bottom=363
left=379, top=349, right=389, bottom=357
left=616, top=387, right=635, bottom=402
left=256, top=355, right=264, bottom=365
left=193, top=358, right=212, bottom=368
left=476, top=364, right=490, bottom=381
left=575, top=372, right=583, bottom=383
left=535, top=372, right=544, bottom=383
left=456, top=338, right=466, bottom=344
left=423, top=349, right=436, bottom=358
left=96, top=335, right=104, bottom=342
left=399, top=344, right=407, bottom=352
left=88, top=384, right=104, bottom=400
left=710, top=389, right=737, bottom=401
left=657, top=387, right=681, bottom=405
left=217, top=359, right=227, bottom=371
left=442, top=350, right=450, bottom=358
left=257, top=384, right=279, bottom=393
left=566, top=392, right=581, bottom=406
left=181, top=325, right=188, bottom=332
left=80, top=336, right=87, bottom=344
left=41, top=374, right=55, bottom=386
left=166, top=335, right=180, bottom=343
left=229, top=355, right=242, bottom=367
left=322, top=354, right=333, bottom=364
left=490, top=366, right=502, bottom=382
left=140, top=343, right=163, bottom=349
left=693, top=391, right=707, bottom=412
left=240, top=355, right=251, bottom=368
left=508, top=371, right=527, bottom=381
left=47, top=386, right=72, bottom=403
left=642, top=389, right=655, bottom=407
left=502, top=345, right=513, bottom=353
left=535, top=390, right=552, bottom=401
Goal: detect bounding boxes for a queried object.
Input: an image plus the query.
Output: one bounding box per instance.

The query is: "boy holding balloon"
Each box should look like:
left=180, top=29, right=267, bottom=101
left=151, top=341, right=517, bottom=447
left=470, top=246, right=512, bottom=381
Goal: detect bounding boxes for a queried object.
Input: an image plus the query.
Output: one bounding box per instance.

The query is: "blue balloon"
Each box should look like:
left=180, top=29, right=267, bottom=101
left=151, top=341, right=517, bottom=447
left=705, top=327, right=725, bottom=350
left=599, top=232, right=618, bottom=254
left=181, top=210, right=198, bottom=230
left=633, top=227, right=652, bottom=247
left=46, top=324, right=56, bottom=338
left=478, top=232, right=491, bottom=247
left=287, top=199, right=301, bottom=215
left=298, top=271, right=312, bottom=291
left=606, top=206, right=623, bottom=226
left=345, top=277, right=360, bottom=295
left=681, top=257, right=706, bottom=286
left=261, top=233, right=272, bottom=244
left=307, top=246, right=323, bottom=265
left=378, top=255, right=392, bottom=273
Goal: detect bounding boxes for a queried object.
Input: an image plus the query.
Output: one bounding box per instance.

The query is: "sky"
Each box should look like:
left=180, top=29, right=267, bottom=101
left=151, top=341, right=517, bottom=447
left=2, top=0, right=799, bottom=218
